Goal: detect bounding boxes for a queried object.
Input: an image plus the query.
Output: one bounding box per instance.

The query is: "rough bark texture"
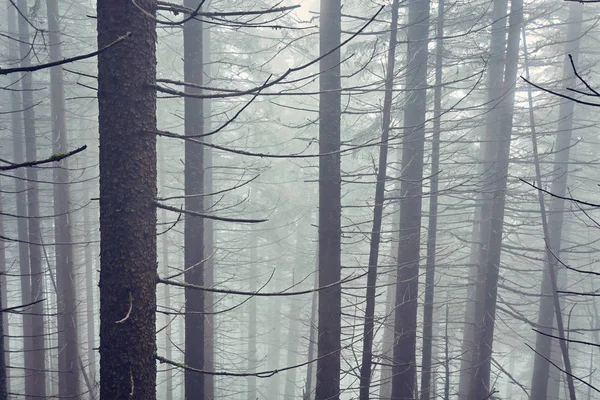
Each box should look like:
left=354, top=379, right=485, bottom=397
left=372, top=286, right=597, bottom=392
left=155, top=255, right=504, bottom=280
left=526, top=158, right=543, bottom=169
left=420, top=1, right=444, bottom=397
left=183, top=1, right=205, bottom=398
left=16, top=0, right=47, bottom=396
left=47, top=0, right=81, bottom=396
left=315, top=0, right=342, bottom=398
left=358, top=1, right=399, bottom=398
left=529, top=4, right=583, bottom=399
left=390, top=0, right=430, bottom=398
left=468, top=1, right=522, bottom=398
left=97, top=0, right=158, bottom=398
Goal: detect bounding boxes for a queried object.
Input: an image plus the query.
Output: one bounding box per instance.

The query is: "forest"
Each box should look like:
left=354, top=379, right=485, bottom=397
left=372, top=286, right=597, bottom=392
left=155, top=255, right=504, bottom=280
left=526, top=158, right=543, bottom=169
left=0, top=0, right=599, bottom=399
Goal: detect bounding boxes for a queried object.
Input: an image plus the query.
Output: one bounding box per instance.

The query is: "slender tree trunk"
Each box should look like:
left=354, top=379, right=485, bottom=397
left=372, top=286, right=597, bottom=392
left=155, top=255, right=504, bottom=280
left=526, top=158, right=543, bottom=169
left=390, top=0, right=430, bottom=398
left=82, top=181, right=97, bottom=394
left=247, top=233, right=257, bottom=400
left=523, top=19, right=578, bottom=400
left=15, top=0, right=47, bottom=395
left=284, top=277, right=301, bottom=399
left=468, top=1, right=522, bottom=398
left=6, top=3, right=33, bottom=394
left=159, top=151, right=173, bottom=400
left=267, top=285, right=282, bottom=397
left=379, top=209, right=399, bottom=400
left=458, top=1, right=508, bottom=396
left=0, top=186, right=7, bottom=400
left=527, top=4, right=583, bottom=399
left=47, top=0, right=81, bottom=396
left=316, top=0, right=342, bottom=398
left=97, top=0, right=158, bottom=397
left=203, top=15, right=215, bottom=399
left=303, top=256, right=318, bottom=400
left=420, top=1, right=444, bottom=398
left=358, top=1, right=400, bottom=398
left=183, top=1, right=205, bottom=397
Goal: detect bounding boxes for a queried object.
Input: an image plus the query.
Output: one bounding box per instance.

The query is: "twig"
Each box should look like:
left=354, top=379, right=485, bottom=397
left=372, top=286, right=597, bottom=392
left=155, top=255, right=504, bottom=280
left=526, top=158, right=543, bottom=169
left=0, top=33, right=130, bottom=75
left=0, top=145, right=86, bottom=171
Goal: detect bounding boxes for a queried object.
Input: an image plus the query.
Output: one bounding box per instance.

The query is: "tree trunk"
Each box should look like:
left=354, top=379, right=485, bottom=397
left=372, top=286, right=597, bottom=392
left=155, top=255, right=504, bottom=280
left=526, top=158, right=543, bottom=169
left=247, top=233, right=258, bottom=400
left=47, top=0, right=81, bottom=396
left=358, top=1, right=400, bottom=397
left=458, top=1, right=508, bottom=396
left=390, top=0, right=430, bottom=398
left=468, top=1, right=522, bottom=398
left=420, top=0, right=444, bottom=398
left=159, top=151, right=173, bottom=400
left=267, top=285, right=282, bottom=397
left=16, top=0, right=47, bottom=396
left=316, top=0, right=342, bottom=398
left=82, top=180, right=97, bottom=395
left=528, top=4, right=583, bottom=399
left=303, top=256, right=318, bottom=400
left=6, top=3, right=33, bottom=395
left=203, top=15, right=215, bottom=399
left=96, top=0, right=158, bottom=397
left=284, top=229, right=308, bottom=399
left=0, top=186, right=7, bottom=400
left=183, top=1, right=205, bottom=398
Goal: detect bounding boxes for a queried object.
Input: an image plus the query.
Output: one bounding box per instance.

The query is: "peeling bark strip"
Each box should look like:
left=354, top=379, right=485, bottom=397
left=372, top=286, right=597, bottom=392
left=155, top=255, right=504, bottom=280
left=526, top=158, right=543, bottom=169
left=97, top=0, right=158, bottom=399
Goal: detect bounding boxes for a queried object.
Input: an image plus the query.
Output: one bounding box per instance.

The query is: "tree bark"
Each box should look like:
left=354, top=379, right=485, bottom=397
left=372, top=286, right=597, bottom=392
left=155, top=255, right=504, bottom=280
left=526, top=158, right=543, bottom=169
left=358, top=1, right=400, bottom=397
left=16, top=0, right=47, bottom=396
left=6, top=3, right=33, bottom=395
left=458, top=1, right=508, bottom=396
left=468, top=1, right=522, bottom=398
left=303, top=256, right=318, bottom=400
left=82, top=180, right=97, bottom=395
left=527, top=4, right=583, bottom=399
left=183, top=1, right=205, bottom=398
left=203, top=15, right=215, bottom=399
left=247, top=233, right=258, bottom=400
left=47, top=0, right=81, bottom=396
left=390, top=0, right=430, bottom=398
left=420, top=0, right=444, bottom=397
left=97, top=0, right=158, bottom=397
left=316, top=0, right=342, bottom=398
left=0, top=185, right=7, bottom=400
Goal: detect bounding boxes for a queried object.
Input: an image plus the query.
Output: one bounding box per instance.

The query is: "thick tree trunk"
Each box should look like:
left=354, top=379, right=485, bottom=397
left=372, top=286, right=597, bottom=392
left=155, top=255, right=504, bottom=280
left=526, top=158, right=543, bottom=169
left=420, top=1, right=444, bottom=398
left=316, top=0, right=342, bottom=398
left=97, top=0, right=158, bottom=397
left=528, top=4, right=583, bottom=399
left=358, top=1, right=399, bottom=398
left=6, top=4, right=33, bottom=395
left=183, top=1, right=205, bottom=398
left=390, top=0, right=430, bottom=398
left=47, top=0, right=81, bottom=396
left=468, top=1, right=522, bottom=398
left=16, top=0, right=47, bottom=396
